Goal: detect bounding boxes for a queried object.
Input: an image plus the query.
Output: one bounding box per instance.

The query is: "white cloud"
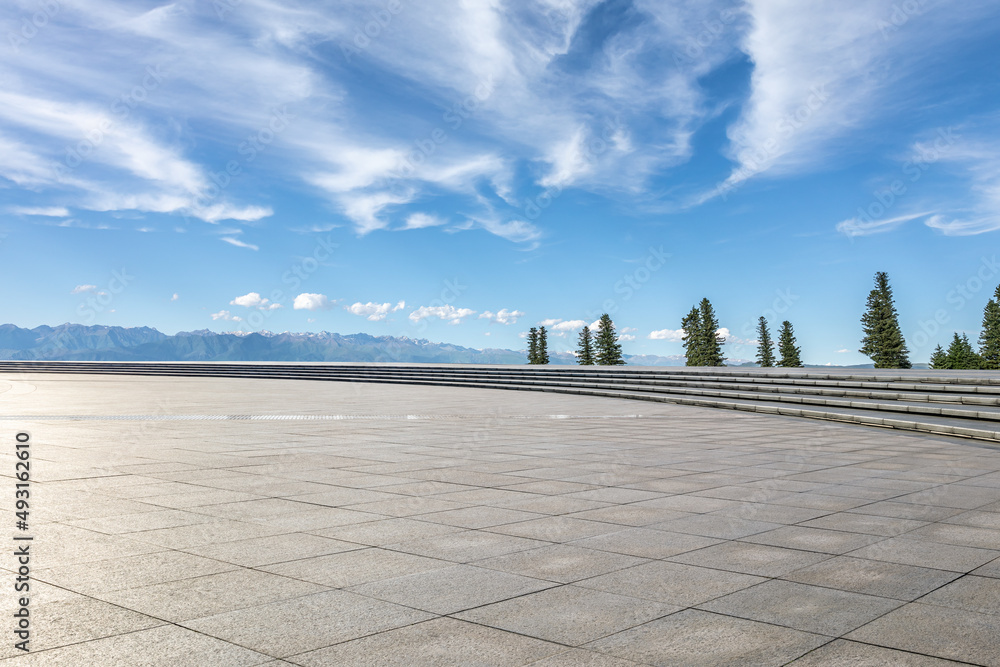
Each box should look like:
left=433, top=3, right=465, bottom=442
left=171, top=293, right=179, bottom=301
left=720, top=328, right=756, bottom=346
left=918, top=136, right=1000, bottom=236
left=540, top=127, right=591, bottom=188
left=715, top=1, right=888, bottom=194
left=230, top=292, right=282, bottom=310
left=402, top=213, right=447, bottom=230
left=334, top=190, right=414, bottom=235
left=473, top=216, right=543, bottom=245
left=220, top=237, right=260, bottom=251
left=210, top=310, right=242, bottom=322
left=534, top=319, right=590, bottom=335
left=479, top=308, right=525, bottom=325
left=71, top=284, right=98, bottom=294
left=409, top=305, right=477, bottom=324
left=345, top=301, right=405, bottom=321
left=293, top=293, right=333, bottom=310
left=835, top=211, right=931, bottom=238
left=618, top=334, right=636, bottom=342
left=708, top=0, right=995, bottom=204
left=11, top=206, right=70, bottom=217
left=0, top=0, right=749, bottom=243
left=837, top=348, right=849, bottom=353
left=231, top=292, right=266, bottom=308
left=649, top=328, right=685, bottom=342
left=552, top=320, right=586, bottom=332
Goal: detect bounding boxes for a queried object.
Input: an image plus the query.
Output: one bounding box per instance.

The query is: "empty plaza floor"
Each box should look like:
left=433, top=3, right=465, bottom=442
left=1, top=373, right=999, bottom=666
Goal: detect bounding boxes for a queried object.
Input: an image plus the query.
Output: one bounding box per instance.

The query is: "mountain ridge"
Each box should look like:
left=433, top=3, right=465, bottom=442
left=0, top=323, right=691, bottom=365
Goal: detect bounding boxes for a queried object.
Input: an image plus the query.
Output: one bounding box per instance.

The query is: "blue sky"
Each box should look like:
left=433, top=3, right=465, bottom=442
left=2, top=0, right=1000, bottom=364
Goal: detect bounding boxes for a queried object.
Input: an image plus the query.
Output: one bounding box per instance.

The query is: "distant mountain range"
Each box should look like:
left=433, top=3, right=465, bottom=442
left=0, top=324, right=914, bottom=368
left=0, top=324, right=696, bottom=365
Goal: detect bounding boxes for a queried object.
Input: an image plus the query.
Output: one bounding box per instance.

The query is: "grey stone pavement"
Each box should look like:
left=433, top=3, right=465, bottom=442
left=1, top=373, right=999, bottom=666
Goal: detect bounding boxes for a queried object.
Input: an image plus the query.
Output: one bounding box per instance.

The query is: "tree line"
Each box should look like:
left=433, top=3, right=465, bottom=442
left=680, top=297, right=802, bottom=367
left=526, top=313, right=625, bottom=365
left=525, top=272, right=1000, bottom=370
left=928, top=284, right=1000, bottom=370
left=858, top=272, right=1000, bottom=370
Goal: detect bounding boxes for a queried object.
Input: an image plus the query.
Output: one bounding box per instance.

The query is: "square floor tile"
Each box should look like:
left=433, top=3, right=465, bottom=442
left=292, top=617, right=564, bottom=666
left=578, top=561, right=765, bottom=606
left=585, top=609, right=827, bottom=666
left=570, top=528, right=722, bottom=559
left=33, top=550, right=238, bottom=595
left=846, top=602, right=1000, bottom=666
left=347, top=564, right=552, bottom=614
left=183, top=533, right=362, bottom=567
left=667, top=541, right=831, bottom=577
left=456, top=584, right=678, bottom=646
left=846, top=537, right=1000, bottom=572
left=184, top=589, right=433, bottom=658
left=697, top=579, right=903, bottom=636
left=472, top=544, right=648, bottom=583
left=918, top=575, right=1000, bottom=615
left=261, top=547, right=449, bottom=587
left=786, top=638, right=968, bottom=665
left=0, top=625, right=271, bottom=666
left=782, top=555, right=960, bottom=600
left=742, top=525, right=885, bottom=554
left=96, top=569, right=326, bottom=622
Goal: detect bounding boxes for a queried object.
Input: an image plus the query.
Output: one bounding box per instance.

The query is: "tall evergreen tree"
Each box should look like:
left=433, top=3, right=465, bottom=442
left=929, top=344, right=948, bottom=370
left=777, top=320, right=803, bottom=367
left=698, top=298, right=726, bottom=367
left=527, top=327, right=539, bottom=364
left=576, top=326, right=595, bottom=365
left=945, top=333, right=982, bottom=370
left=755, top=316, right=776, bottom=368
left=594, top=314, right=626, bottom=365
left=979, top=284, right=1000, bottom=370
left=537, top=326, right=550, bottom=365
left=859, top=272, right=911, bottom=369
left=681, top=306, right=702, bottom=366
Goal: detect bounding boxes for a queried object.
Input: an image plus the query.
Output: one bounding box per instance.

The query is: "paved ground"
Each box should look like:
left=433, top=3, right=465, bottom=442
left=1, top=373, right=999, bottom=666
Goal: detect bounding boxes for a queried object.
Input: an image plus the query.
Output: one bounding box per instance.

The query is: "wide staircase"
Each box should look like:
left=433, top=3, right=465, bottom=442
left=3, top=362, right=1000, bottom=445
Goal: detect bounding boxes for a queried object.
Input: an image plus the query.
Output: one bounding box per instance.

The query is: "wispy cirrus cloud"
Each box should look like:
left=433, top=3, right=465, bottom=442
left=221, top=237, right=259, bottom=251
left=10, top=206, right=70, bottom=217
left=684, top=0, right=997, bottom=210
left=2, top=0, right=723, bottom=243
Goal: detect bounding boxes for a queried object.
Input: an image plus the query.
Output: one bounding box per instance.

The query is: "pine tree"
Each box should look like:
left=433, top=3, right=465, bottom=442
left=576, top=326, right=595, bottom=365
left=755, top=316, right=776, bottom=367
left=929, top=344, right=948, bottom=370
left=777, top=320, right=803, bottom=367
left=979, top=285, right=1000, bottom=370
left=527, top=327, right=538, bottom=364
left=698, top=298, right=726, bottom=367
left=681, top=306, right=702, bottom=366
left=859, top=272, right=911, bottom=369
left=594, top=314, right=625, bottom=365
left=945, top=333, right=982, bottom=370
left=537, top=326, right=550, bottom=365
